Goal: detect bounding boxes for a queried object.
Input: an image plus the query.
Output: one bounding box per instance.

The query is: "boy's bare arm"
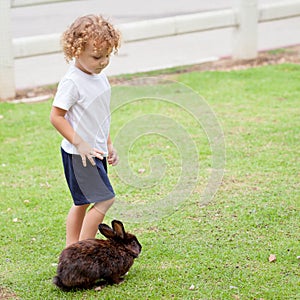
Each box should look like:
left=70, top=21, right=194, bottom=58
left=107, top=134, right=119, bottom=166
left=50, top=106, right=78, bottom=145
left=50, top=106, right=103, bottom=166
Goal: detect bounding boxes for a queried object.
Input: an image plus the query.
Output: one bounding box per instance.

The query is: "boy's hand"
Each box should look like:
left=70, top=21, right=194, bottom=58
left=107, top=146, right=119, bottom=166
left=76, top=140, right=104, bottom=167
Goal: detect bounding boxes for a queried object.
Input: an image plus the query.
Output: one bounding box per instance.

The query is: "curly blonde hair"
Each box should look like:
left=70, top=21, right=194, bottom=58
left=62, top=15, right=121, bottom=62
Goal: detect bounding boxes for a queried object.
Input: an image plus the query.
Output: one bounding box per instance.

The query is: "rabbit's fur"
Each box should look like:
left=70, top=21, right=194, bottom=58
left=53, top=220, right=142, bottom=290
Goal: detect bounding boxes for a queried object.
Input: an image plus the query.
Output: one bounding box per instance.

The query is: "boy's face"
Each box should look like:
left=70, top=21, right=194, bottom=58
left=75, top=40, right=112, bottom=75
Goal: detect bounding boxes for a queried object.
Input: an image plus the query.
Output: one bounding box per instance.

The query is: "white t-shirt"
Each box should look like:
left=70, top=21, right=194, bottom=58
left=53, top=64, right=111, bottom=155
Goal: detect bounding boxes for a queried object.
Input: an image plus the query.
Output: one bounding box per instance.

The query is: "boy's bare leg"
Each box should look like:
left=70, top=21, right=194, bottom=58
left=79, top=198, right=115, bottom=241
left=66, top=204, right=89, bottom=247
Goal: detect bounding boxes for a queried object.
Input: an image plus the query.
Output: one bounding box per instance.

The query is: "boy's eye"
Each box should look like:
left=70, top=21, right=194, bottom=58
left=92, top=53, right=110, bottom=60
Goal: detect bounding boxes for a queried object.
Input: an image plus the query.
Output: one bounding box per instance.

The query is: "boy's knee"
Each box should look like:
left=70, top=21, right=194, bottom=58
left=93, top=197, right=114, bottom=215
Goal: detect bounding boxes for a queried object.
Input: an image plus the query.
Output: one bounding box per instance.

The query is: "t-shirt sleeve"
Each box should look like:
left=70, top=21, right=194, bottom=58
left=52, top=78, right=79, bottom=110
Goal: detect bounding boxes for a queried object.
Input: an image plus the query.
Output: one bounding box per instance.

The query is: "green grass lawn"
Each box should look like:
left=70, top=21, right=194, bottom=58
left=0, top=64, right=299, bottom=299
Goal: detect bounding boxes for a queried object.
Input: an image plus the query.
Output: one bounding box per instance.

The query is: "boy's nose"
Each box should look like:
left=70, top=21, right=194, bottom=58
left=100, top=58, right=109, bottom=67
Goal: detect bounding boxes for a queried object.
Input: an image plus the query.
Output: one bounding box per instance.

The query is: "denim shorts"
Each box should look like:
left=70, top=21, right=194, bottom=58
left=61, top=148, right=115, bottom=206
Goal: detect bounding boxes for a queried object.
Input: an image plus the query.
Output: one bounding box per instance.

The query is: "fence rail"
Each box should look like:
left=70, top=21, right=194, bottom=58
left=1, top=0, right=300, bottom=99
left=11, top=0, right=79, bottom=8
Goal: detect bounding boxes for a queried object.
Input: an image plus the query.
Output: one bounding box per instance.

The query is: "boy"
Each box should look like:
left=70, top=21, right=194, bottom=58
left=50, top=15, right=121, bottom=246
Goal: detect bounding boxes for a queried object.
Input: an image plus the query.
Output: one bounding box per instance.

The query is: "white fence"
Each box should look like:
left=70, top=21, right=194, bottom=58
left=1, top=0, right=300, bottom=99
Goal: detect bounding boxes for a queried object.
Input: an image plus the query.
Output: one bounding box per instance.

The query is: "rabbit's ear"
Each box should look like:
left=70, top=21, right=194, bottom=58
left=112, top=220, right=125, bottom=239
left=99, top=224, right=116, bottom=239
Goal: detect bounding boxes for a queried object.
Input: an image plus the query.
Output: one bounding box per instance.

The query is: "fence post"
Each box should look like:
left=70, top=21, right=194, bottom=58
left=233, top=0, right=258, bottom=60
left=0, top=1, right=16, bottom=99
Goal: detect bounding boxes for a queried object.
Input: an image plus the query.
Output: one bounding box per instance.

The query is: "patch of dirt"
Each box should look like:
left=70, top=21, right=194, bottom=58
left=109, top=45, right=300, bottom=85
left=9, top=45, right=300, bottom=101
left=181, top=45, right=300, bottom=72
left=0, top=287, right=18, bottom=299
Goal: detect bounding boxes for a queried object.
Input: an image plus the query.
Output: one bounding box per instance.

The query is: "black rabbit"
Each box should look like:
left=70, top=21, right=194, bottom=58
left=53, top=220, right=142, bottom=290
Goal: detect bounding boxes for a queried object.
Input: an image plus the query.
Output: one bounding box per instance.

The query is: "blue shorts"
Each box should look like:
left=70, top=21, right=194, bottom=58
left=61, top=148, right=115, bottom=206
